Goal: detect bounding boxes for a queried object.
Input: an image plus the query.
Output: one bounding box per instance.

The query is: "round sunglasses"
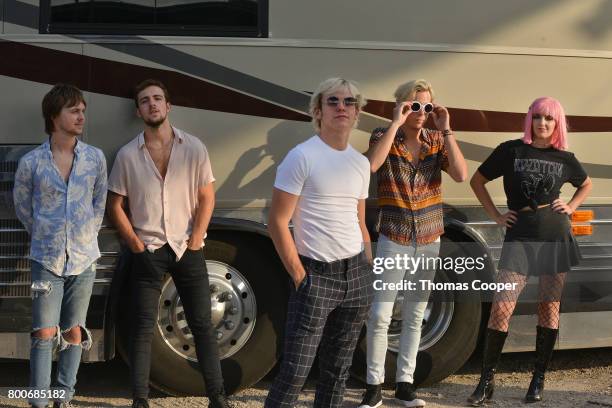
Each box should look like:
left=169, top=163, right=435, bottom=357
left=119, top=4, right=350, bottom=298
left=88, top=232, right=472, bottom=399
left=403, top=101, right=434, bottom=114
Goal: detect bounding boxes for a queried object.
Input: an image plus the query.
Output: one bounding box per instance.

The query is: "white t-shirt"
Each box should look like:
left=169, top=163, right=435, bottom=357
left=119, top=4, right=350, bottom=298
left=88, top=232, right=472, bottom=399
left=274, top=135, right=370, bottom=262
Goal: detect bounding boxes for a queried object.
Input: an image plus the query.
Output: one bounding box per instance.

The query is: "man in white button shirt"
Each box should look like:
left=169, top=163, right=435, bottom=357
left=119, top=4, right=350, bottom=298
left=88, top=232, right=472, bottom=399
left=107, top=79, right=232, bottom=408
left=264, top=78, right=374, bottom=408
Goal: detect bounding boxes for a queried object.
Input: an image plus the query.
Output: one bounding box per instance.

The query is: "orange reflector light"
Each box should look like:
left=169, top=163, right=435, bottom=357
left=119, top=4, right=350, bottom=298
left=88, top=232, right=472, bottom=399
left=572, top=210, right=594, bottom=222
left=572, top=225, right=593, bottom=236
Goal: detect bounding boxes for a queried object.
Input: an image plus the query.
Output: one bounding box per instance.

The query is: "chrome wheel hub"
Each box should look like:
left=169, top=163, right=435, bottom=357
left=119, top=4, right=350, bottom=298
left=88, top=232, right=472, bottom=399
left=157, top=260, right=257, bottom=361
left=387, top=287, right=455, bottom=352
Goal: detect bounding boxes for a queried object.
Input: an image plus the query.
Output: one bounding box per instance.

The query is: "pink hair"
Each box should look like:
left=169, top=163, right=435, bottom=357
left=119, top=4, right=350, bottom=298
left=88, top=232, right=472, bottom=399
left=522, top=96, right=568, bottom=150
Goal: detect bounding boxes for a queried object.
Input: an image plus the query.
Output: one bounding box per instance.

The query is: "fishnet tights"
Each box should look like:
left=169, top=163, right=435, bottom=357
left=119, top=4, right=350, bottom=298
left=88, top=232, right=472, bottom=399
left=537, top=272, right=566, bottom=329
left=487, top=270, right=566, bottom=332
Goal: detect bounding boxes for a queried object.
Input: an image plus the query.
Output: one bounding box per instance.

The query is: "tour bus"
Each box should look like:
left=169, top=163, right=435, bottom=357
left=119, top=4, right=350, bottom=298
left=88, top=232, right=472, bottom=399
left=1, top=0, right=611, bottom=396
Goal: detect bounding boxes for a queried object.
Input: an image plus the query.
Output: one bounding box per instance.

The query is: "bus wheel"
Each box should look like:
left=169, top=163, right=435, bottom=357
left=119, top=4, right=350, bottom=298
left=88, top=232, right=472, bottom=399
left=147, top=233, right=288, bottom=396
left=350, top=239, right=482, bottom=387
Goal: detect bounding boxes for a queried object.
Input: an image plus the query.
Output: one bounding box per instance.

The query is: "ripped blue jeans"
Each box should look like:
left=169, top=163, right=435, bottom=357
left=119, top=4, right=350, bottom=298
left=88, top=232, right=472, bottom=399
left=30, top=261, right=95, bottom=407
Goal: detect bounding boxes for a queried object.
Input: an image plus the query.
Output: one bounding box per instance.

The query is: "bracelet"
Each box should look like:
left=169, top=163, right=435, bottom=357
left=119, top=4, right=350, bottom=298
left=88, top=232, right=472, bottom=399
left=442, top=129, right=453, bottom=137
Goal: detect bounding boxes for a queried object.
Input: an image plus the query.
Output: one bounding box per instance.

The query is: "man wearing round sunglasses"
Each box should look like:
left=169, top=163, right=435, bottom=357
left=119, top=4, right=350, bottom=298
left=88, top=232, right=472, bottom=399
left=265, top=78, right=373, bottom=408
left=360, top=79, right=467, bottom=408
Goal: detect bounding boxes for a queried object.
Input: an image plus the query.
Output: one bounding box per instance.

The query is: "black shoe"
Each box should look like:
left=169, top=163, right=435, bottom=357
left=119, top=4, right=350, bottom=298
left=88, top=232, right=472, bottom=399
left=525, top=372, right=545, bottom=403
left=467, top=368, right=495, bottom=407
left=358, top=383, right=382, bottom=408
left=524, top=326, right=558, bottom=403
left=209, top=393, right=237, bottom=408
left=467, top=328, right=508, bottom=406
left=131, top=398, right=149, bottom=408
left=395, top=382, right=426, bottom=407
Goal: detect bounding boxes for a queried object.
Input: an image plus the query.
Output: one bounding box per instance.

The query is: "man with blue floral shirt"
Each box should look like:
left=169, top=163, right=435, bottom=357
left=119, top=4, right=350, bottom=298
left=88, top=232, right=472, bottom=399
left=13, top=84, right=107, bottom=408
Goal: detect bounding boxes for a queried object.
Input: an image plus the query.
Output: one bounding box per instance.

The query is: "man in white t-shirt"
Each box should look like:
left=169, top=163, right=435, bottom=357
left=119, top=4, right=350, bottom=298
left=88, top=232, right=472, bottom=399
left=264, top=78, right=373, bottom=408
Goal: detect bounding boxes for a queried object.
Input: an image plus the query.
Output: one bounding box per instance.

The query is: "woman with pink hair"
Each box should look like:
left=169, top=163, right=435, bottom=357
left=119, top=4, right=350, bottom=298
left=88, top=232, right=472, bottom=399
left=467, top=97, right=592, bottom=405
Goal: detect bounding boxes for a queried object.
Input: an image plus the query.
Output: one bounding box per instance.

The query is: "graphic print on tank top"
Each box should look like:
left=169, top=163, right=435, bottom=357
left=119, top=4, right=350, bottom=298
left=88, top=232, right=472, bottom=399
left=514, top=158, right=563, bottom=210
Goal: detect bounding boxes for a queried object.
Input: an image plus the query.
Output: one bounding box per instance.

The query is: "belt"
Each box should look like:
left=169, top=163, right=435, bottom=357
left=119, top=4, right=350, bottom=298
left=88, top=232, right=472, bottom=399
left=299, top=252, right=364, bottom=274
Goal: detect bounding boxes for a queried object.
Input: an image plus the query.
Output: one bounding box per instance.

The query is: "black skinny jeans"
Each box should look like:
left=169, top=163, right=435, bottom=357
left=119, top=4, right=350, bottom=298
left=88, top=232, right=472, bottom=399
left=130, top=244, right=224, bottom=398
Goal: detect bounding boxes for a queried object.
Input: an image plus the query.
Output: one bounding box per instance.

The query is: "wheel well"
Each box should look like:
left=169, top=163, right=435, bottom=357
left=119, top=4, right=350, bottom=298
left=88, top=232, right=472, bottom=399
left=208, top=229, right=276, bottom=256
left=443, top=225, right=496, bottom=283
left=442, top=225, right=495, bottom=343
left=106, top=225, right=285, bottom=358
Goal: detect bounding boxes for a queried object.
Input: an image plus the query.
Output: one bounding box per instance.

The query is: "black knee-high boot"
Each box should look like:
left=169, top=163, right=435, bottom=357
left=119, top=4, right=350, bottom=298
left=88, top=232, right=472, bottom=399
left=467, top=328, right=508, bottom=406
left=525, top=325, right=558, bottom=403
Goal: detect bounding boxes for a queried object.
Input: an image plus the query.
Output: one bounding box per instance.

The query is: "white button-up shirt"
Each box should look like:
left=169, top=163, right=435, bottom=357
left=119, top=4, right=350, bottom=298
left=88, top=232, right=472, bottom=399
left=108, top=127, right=215, bottom=260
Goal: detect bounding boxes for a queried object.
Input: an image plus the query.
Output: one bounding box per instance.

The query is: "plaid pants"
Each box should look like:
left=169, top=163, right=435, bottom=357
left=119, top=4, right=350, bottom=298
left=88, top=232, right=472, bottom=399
left=265, top=252, right=374, bottom=408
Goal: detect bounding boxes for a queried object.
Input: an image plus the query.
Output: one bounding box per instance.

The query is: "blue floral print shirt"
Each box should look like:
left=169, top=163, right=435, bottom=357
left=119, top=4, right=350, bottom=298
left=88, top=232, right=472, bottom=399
left=13, top=139, right=107, bottom=276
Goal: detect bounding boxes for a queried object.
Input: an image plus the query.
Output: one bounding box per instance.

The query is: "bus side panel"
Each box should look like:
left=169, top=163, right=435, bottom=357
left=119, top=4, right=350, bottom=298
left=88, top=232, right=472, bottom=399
left=1, top=0, right=5, bottom=34
left=3, top=0, right=38, bottom=34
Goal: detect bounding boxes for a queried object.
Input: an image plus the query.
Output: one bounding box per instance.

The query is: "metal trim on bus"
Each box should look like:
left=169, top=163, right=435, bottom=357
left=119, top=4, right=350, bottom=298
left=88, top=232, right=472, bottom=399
left=3, top=34, right=612, bottom=60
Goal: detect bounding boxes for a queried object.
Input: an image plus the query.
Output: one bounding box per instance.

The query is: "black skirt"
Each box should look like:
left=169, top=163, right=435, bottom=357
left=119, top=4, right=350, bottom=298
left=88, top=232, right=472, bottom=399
left=498, top=206, right=580, bottom=276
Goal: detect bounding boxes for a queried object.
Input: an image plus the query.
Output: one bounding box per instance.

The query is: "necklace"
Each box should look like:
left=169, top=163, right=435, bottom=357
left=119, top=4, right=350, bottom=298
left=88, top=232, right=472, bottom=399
left=147, top=135, right=174, bottom=151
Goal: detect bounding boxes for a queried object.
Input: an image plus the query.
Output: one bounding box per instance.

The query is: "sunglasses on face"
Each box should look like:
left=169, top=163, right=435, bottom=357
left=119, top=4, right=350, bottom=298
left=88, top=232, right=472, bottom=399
left=403, top=101, right=434, bottom=114
left=325, top=96, right=359, bottom=107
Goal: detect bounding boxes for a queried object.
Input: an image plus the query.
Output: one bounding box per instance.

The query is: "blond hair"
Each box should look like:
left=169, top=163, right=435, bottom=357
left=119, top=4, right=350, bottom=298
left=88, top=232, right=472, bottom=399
left=394, top=79, right=435, bottom=103
left=309, top=77, right=367, bottom=132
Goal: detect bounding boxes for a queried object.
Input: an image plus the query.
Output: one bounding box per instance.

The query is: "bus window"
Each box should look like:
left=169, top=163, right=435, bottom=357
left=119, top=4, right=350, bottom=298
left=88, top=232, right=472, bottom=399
left=39, top=0, right=268, bottom=37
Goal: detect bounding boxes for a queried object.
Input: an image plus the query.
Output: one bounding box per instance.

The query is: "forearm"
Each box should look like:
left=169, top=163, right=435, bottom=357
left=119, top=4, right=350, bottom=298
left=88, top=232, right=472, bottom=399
left=471, top=178, right=501, bottom=221
left=360, top=223, right=372, bottom=263
left=13, top=166, right=33, bottom=233
left=358, top=198, right=372, bottom=262
left=567, top=178, right=592, bottom=212
left=444, top=133, right=468, bottom=182
left=14, top=200, right=33, bottom=234
left=190, top=194, right=214, bottom=244
left=92, top=190, right=108, bottom=231
left=365, top=123, right=400, bottom=172
left=93, top=156, right=108, bottom=231
left=108, top=203, right=143, bottom=251
left=15, top=209, right=33, bottom=234
left=268, top=219, right=305, bottom=281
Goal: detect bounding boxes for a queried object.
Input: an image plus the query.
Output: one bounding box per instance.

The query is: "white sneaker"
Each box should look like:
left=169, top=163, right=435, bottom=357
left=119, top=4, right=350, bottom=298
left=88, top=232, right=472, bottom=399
left=396, top=397, right=426, bottom=408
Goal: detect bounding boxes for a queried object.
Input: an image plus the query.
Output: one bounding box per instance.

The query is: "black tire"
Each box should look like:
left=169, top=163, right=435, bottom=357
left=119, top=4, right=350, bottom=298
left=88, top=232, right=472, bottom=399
left=350, top=237, right=482, bottom=387
left=118, top=232, right=288, bottom=396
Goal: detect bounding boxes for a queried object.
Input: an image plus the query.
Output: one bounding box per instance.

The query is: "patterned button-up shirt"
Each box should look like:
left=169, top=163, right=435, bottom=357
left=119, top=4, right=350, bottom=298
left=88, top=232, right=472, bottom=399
left=13, top=139, right=108, bottom=276
left=370, top=127, right=449, bottom=245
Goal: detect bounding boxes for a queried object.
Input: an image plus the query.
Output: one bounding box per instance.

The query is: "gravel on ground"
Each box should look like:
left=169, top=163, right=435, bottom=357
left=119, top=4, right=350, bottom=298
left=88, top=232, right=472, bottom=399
left=1, top=348, right=611, bottom=407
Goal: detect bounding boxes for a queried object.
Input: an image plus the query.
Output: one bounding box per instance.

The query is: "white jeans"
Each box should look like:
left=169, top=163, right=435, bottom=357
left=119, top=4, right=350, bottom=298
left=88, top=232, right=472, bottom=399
left=366, top=234, right=441, bottom=384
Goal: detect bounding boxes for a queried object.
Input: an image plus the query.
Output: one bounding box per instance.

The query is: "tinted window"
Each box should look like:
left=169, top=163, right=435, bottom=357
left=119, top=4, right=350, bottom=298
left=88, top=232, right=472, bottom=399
left=41, top=0, right=267, bottom=37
